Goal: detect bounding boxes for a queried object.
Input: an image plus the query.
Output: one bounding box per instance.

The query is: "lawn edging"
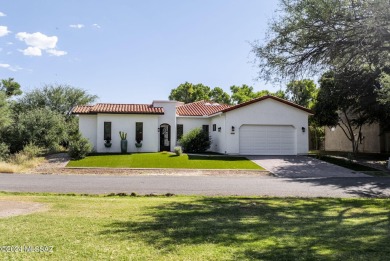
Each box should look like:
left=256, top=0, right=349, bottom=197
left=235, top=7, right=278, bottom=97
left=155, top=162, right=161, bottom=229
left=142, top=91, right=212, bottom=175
left=32, top=167, right=270, bottom=176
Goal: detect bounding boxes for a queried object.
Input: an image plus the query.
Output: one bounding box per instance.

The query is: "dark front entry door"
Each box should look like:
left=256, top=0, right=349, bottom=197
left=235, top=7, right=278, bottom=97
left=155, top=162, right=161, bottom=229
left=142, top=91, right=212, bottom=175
left=160, top=124, right=171, bottom=151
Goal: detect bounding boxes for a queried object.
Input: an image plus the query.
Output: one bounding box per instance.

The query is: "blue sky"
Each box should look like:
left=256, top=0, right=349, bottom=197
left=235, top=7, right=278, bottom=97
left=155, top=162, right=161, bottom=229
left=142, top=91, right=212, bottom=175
left=0, top=0, right=280, bottom=104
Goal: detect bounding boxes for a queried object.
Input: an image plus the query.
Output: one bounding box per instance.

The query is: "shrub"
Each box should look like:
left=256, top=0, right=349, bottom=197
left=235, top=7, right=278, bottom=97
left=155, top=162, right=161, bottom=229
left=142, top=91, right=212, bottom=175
left=8, top=144, right=42, bottom=165
left=179, top=128, right=211, bottom=153
left=174, top=146, right=182, bottom=156
left=22, top=143, right=44, bottom=159
left=0, top=142, right=10, bottom=161
left=68, top=133, right=93, bottom=160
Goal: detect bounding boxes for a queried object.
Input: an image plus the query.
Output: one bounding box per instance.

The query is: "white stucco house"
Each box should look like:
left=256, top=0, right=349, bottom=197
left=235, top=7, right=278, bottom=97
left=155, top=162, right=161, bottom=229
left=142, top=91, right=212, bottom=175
left=72, top=95, right=312, bottom=155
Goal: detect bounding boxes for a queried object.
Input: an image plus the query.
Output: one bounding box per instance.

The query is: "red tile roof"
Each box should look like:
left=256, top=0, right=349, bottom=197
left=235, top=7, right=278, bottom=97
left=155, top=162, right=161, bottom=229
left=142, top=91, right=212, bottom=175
left=72, top=96, right=312, bottom=117
left=176, top=101, right=232, bottom=116
left=221, top=95, right=313, bottom=114
left=72, top=103, right=164, bottom=115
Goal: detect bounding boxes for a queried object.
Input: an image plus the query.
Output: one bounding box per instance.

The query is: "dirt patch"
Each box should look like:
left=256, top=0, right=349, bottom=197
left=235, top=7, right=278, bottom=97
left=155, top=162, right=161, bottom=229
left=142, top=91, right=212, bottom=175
left=0, top=201, right=47, bottom=218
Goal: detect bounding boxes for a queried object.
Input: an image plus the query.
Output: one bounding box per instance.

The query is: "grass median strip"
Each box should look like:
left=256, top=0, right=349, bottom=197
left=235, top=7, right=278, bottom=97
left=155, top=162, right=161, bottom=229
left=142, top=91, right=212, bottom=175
left=0, top=193, right=389, bottom=260
left=66, top=152, right=263, bottom=170
left=308, top=155, right=378, bottom=171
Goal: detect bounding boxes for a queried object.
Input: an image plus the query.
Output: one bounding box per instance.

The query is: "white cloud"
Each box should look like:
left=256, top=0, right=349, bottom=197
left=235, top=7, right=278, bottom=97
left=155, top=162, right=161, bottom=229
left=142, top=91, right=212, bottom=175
left=16, top=32, right=57, bottom=49
left=0, top=26, right=10, bottom=37
left=70, top=24, right=84, bottom=29
left=92, top=23, right=101, bottom=29
left=0, top=12, right=6, bottom=17
left=0, top=63, right=22, bottom=71
left=46, top=49, right=67, bottom=56
left=16, top=31, right=66, bottom=57
left=21, top=46, right=42, bottom=56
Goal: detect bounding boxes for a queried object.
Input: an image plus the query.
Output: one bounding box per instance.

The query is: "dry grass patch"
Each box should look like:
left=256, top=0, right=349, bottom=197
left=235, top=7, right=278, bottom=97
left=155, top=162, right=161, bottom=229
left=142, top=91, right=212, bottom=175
left=0, top=157, right=44, bottom=173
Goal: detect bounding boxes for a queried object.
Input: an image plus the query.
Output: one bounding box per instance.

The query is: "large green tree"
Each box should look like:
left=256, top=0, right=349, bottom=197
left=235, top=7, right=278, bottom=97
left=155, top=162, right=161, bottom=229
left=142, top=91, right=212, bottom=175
left=2, top=84, right=98, bottom=153
left=16, top=84, right=97, bottom=116
left=209, top=87, right=231, bottom=105
left=285, top=79, right=317, bottom=108
left=314, top=69, right=386, bottom=153
left=5, top=108, right=67, bottom=153
left=0, top=91, right=11, bottom=132
left=169, top=82, right=232, bottom=104
left=253, top=0, right=390, bottom=81
left=168, top=82, right=211, bottom=103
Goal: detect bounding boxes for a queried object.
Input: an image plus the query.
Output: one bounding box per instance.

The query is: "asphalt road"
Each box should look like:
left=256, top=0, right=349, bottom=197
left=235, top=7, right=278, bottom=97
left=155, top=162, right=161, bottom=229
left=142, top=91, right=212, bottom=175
left=1, top=173, right=390, bottom=198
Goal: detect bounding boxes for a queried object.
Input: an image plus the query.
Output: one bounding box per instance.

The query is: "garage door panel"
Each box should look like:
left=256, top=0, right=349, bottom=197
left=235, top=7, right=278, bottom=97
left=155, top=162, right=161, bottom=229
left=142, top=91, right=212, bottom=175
left=239, top=125, right=296, bottom=155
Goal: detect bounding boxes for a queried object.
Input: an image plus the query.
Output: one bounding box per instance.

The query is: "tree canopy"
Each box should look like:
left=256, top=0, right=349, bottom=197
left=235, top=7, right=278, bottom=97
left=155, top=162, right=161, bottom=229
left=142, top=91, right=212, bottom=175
left=285, top=79, right=317, bottom=108
left=168, top=82, right=211, bottom=104
left=0, top=78, right=22, bottom=97
left=0, top=81, right=98, bottom=154
left=313, top=68, right=387, bottom=152
left=169, top=82, right=288, bottom=105
left=16, top=84, right=98, bottom=116
left=253, top=0, right=390, bottom=81
left=0, top=92, right=11, bottom=131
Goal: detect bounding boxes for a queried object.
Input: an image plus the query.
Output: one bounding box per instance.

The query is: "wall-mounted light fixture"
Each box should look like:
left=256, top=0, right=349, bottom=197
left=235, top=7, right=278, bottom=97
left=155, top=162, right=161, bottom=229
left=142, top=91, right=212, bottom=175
left=301, top=127, right=305, bottom=133
left=231, top=126, right=235, bottom=132
left=218, top=127, right=221, bottom=132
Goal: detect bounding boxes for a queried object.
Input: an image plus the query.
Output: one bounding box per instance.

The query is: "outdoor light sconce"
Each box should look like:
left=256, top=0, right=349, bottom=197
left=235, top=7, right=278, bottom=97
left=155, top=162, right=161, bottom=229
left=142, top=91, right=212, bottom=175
left=218, top=127, right=221, bottom=132
left=231, top=126, right=235, bottom=134
left=302, top=127, right=306, bottom=133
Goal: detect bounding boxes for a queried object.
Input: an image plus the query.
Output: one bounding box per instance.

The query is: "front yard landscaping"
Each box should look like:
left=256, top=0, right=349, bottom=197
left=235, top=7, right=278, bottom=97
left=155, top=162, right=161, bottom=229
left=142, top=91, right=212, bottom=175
left=66, top=152, right=263, bottom=170
left=1, top=193, right=390, bottom=260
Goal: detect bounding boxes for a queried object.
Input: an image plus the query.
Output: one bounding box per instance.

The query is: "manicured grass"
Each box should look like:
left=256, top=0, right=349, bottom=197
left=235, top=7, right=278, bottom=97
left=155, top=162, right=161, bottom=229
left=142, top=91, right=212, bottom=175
left=308, top=155, right=378, bottom=171
left=1, top=193, right=390, bottom=260
left=67, top=152, right=263, bottom=170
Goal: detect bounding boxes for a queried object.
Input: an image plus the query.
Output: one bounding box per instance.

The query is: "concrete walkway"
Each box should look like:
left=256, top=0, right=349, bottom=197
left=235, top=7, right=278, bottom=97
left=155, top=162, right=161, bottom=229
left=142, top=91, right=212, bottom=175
left=247, top=156, right=370, bottom=178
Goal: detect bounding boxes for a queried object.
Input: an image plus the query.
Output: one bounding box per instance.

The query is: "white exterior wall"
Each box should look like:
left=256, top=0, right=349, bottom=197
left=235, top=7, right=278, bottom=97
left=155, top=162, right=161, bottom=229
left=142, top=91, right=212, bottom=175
left=153, top=101, right=182, bottom=151
left=210, top=114, right=226, bottom=153
left=79, top=115, right=97, bottom=151
left=96, top=114, right=159, bottom=153
left=223, top=99, right=310, bottom=154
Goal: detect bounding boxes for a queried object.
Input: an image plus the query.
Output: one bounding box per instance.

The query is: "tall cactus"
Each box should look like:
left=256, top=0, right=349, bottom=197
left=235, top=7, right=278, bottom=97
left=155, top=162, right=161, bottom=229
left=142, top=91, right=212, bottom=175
left=119, top=131, right=127, bottom=140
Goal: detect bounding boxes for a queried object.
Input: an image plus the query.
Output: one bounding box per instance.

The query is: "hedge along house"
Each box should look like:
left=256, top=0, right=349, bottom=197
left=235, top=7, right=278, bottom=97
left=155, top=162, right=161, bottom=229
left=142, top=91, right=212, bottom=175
left=72, top=95, right=313, bottom=155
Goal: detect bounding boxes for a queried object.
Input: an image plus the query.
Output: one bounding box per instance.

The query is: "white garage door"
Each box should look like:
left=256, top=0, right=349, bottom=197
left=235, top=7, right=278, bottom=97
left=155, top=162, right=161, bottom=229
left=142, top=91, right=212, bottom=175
left=239, top=125, right=296, bottom=155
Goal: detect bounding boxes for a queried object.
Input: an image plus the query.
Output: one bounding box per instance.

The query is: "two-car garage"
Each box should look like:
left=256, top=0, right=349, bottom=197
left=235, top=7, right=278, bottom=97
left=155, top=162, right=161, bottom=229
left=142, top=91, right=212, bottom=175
left=239, top=125, right=296, bottom=155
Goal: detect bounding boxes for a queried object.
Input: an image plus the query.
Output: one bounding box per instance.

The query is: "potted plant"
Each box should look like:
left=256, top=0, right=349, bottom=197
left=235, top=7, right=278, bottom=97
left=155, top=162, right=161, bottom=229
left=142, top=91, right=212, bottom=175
left=135, top=138, right=142, bottom=148
left=119, top=131, right=127, bottom=153
left=104, top=137, right=112, bottom=148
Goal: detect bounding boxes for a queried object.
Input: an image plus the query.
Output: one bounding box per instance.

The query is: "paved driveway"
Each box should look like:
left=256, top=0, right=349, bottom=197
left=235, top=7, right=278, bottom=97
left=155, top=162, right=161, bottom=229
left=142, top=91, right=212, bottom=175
left=247, top=156, right=370, bottom=178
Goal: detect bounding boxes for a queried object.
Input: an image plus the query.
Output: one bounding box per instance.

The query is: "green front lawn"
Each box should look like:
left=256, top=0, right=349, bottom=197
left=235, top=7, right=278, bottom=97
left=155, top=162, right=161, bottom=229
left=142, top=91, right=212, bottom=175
left=67, top=152, right=263, bottom=169
left=1, top=193, right=390, bottom=260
